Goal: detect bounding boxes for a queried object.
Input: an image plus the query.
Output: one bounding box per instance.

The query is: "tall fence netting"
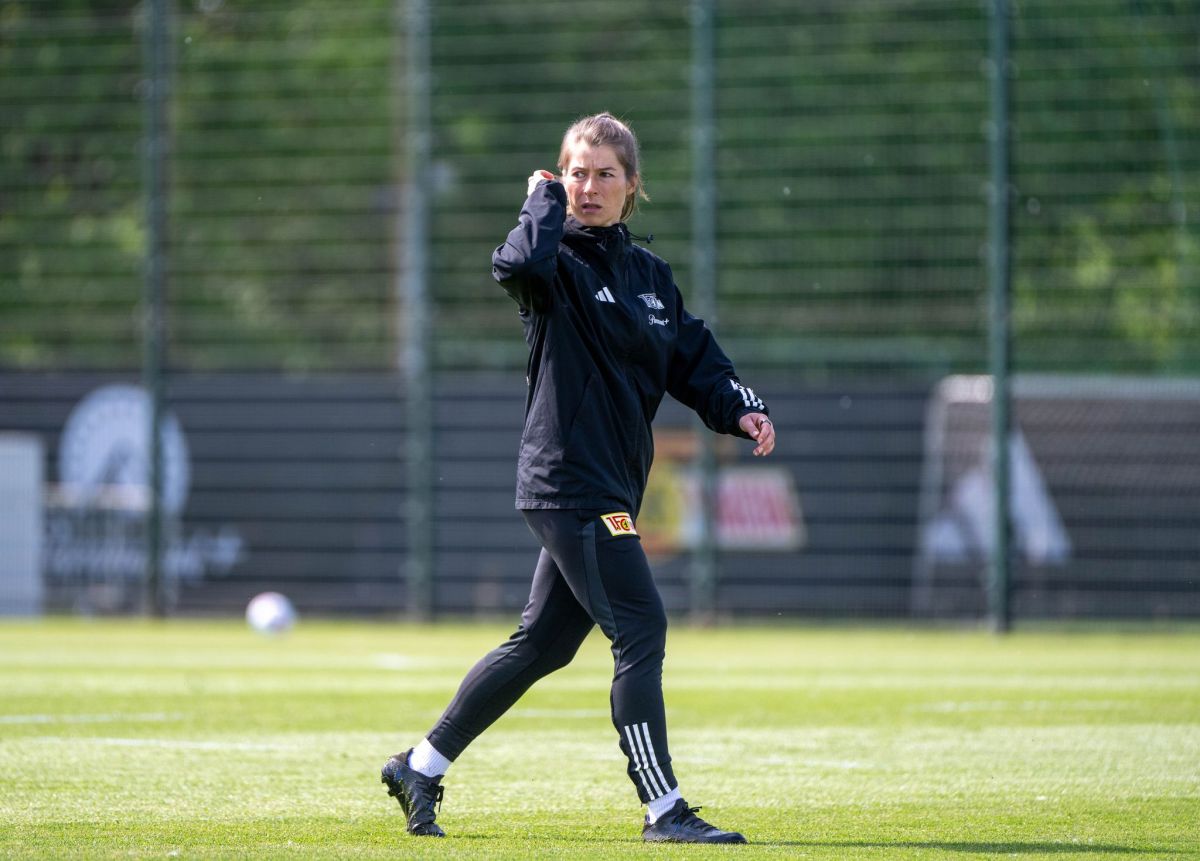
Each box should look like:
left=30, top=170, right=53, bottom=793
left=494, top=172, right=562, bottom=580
left=1, top=0, right=1197, bottom=618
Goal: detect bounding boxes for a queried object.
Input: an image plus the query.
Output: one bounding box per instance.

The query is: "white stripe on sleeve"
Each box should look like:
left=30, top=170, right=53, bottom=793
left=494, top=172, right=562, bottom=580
left=732, top=380, right=764, bottom=411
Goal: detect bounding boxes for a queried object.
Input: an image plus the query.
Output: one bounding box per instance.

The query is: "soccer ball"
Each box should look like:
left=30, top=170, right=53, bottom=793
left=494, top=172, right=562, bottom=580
left=245, top=592, right=297, bottom=635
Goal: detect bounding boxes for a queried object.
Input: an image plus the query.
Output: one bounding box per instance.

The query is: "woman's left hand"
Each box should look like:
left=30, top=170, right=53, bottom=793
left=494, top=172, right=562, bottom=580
left=739, top=413, right=775, bottom=457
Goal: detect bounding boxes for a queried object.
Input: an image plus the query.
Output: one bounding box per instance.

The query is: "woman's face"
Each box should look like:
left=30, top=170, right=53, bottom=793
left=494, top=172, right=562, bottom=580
left=562, top=141, right=636, bottom=227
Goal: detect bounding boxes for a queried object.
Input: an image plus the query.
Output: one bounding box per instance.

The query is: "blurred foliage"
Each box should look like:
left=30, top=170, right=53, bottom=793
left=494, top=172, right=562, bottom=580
left=0, top=0, right=395, bottom=370
left=0, top=0, right=1197, bottom=373
left=1011, top=0, right=1200, bottom=373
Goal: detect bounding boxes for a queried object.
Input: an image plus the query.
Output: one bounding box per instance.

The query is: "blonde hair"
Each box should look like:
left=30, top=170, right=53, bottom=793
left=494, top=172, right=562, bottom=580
left=557, top=112, right=650, bottom=222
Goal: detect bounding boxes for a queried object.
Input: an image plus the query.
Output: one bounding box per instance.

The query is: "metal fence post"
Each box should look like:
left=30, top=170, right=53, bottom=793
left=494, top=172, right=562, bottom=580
left=689, top=0, right=718, bottom=623
left=987, top=0, right=1013, bottom=633
left=398, top=0, right=435, bottom=620
left=141, top=0, right=170, bottom=617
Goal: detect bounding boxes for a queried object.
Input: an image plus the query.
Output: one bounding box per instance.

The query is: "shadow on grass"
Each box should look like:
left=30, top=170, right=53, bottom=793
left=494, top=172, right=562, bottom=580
left=753, top=841, right=1176, bottom=855
left=435, top=833, right=1177, bottom=854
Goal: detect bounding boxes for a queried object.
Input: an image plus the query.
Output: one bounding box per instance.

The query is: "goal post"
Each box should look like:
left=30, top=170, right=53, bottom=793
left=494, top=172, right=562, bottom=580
left=913, top=374, right=1200, bottom=619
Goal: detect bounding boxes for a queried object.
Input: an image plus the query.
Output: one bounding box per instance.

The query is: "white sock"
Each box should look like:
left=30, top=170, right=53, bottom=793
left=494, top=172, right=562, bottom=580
left=646, top=786, right=683, bottom=823
left=408, top=738, right=451, bottom=778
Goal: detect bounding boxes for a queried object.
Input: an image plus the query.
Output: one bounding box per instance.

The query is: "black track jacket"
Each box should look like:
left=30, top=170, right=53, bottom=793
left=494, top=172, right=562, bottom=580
left=492, top=179, right=769, bottom=514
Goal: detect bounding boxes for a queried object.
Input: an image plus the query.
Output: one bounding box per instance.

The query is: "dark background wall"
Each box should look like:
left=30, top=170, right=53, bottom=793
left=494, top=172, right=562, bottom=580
left=4, top=371, right=1195, bottom=619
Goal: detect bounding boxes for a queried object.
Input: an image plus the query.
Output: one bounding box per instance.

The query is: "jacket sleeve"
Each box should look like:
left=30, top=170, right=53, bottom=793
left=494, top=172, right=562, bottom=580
left=666, top=273, right=768, bottom=439
left=491, top=180, right=568, bottom=311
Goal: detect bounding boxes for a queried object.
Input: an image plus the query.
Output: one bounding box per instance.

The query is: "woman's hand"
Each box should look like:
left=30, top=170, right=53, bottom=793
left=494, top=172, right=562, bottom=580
left=739, top=413, right=775, bottom=457
left=527, top=169, right=557, bottom=197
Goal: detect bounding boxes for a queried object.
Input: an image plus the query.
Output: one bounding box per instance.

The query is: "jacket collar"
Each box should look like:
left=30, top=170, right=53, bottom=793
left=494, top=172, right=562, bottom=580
left=564, top=217, right=631, bottom=262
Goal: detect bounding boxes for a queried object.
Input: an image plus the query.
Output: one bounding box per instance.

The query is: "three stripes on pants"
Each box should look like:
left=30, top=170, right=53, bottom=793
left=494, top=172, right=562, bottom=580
left=623, top=722, right=672, bottom=799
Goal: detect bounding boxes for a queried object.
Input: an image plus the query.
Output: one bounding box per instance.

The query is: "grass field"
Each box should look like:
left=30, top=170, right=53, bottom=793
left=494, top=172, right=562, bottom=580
left=1, top=620, right=1197, bottom=859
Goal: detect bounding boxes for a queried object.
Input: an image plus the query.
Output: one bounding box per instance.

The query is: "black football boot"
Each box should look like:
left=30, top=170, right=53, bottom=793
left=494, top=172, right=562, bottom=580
left=642, top=799, right=747, bottom=844
left=380, top=749, right=446, bottom=837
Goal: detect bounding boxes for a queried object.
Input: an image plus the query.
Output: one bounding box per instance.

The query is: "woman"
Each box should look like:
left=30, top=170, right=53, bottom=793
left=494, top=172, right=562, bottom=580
left=382, top=112, right=775, bottom=844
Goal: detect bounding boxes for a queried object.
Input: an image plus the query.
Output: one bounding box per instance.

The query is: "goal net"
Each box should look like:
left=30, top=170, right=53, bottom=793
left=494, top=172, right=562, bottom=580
left=913, top=375, right=1200, bottom=619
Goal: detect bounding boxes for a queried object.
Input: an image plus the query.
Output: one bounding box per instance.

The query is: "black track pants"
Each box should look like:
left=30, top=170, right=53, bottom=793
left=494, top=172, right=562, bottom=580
left=425, top=508, right=677, bottom=802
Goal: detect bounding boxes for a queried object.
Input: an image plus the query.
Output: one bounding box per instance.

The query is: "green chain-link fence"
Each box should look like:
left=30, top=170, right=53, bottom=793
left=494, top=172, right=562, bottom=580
left=4, top=0, right=1196, bottom=374
left=2, top=0, right=1197, bottom=619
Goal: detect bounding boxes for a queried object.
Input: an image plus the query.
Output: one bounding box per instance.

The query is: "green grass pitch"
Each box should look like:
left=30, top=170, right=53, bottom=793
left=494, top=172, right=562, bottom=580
left=1, top=619, right=1197, bottom=859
